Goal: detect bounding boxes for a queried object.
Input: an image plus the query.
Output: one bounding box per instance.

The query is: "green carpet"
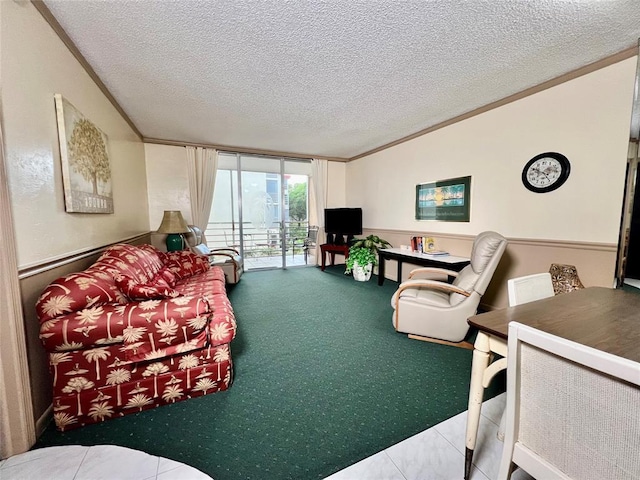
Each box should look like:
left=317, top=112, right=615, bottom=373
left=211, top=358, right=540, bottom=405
left=35, top=265, right=504, bottom=479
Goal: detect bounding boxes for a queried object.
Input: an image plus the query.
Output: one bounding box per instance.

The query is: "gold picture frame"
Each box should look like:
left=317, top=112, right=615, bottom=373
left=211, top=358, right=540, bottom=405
left=54, top=94, right=113, bottom=213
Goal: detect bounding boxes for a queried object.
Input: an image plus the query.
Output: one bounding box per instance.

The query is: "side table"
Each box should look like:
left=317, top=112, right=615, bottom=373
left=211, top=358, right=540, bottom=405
left=320, top=243, right=349, bottom=271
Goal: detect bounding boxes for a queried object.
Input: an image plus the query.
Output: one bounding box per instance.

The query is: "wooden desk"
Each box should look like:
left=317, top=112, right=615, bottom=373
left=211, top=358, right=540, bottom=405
left=377, top=248, right=470, bottom=286
left=320, top=243, right=349, bottom=271
left=463, top=287, right=640, bottom=479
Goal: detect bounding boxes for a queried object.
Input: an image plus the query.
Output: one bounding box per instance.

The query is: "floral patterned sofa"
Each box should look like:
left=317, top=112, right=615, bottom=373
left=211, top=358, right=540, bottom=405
left=36, top=243, right=237, bottom=431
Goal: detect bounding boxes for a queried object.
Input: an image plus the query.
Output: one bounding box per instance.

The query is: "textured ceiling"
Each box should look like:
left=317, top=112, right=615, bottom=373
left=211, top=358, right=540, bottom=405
left=43, top=0, right=640, bottom=159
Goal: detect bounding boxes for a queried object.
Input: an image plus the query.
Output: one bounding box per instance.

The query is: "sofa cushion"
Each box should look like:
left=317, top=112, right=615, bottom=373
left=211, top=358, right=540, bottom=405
left=96, top=244, right=165, bottom=284
left=164, top=250, right=211, bottom=279
left=158, top=266, right=177, bottom=287
left=120, top=295, right=213, bottom=362
left=39, top=302, right=127, bottom=351
left=36, top=268, right=127, bottom=323
left=115, top=274, right=180, bottom=301
left=138, top=243, right=167, bottom=265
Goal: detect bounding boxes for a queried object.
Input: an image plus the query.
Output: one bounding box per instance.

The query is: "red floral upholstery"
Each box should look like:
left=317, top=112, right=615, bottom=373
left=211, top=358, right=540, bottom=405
left=115, top=273, right=179, bottom=300
left=36, top=243, right=236, bottom=430
left=164, top=250, right=210, bottom=279
left=157, top=266, right=177, bottom=287
left=51, top=344, right=232, bottom=431
left=36, top=268, right=128, bottom=323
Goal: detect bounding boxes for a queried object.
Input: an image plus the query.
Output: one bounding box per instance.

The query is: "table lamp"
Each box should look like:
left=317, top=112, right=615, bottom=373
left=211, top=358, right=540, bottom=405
left=157, top=210, right=190, bottom=251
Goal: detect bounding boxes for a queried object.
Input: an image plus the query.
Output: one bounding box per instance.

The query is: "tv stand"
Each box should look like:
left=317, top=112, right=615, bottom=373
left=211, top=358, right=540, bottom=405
left=326, top=233, right=356, bottom=246
left=333, top=234, right=345, bottom=245
left=320, top=243, right=350, bottom=271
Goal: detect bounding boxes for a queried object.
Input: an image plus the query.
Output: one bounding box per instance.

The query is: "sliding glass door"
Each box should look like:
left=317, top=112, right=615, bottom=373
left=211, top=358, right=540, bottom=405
left=207, top=153, right=312, bottom=270
left=240, top=156, right=284, bottom=268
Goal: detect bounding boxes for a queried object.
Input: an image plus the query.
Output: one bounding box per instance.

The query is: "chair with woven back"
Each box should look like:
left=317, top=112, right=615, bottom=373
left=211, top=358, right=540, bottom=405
left=497, top=322, right=640, bottom=479
left=185, top=225, right=243, bottom=284
left=490, top=272, right=557, bottom=441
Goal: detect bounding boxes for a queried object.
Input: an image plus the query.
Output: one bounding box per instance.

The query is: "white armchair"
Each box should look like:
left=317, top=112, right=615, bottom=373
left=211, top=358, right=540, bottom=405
left=391, top=231, right=507, bottom=347
left=185, top=225, right=243, bottom=284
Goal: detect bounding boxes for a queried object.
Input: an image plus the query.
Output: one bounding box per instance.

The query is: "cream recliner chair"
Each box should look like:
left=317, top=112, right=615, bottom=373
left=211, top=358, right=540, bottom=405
left=185, top=225, right=243, bottom=284
left=391, top=231, right=507, bottom=347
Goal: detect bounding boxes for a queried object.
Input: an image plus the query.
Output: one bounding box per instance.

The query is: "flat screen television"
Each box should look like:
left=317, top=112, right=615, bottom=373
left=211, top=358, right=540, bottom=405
left=324, top=208, right=362, bottom=236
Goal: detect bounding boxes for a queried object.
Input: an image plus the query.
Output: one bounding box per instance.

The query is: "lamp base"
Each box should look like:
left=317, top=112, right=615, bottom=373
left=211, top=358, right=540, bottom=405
left=166, top=233, right=184, bottom=252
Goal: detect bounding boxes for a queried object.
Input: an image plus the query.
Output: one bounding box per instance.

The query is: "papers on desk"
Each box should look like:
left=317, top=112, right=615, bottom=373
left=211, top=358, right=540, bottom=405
left=424, top=251, right=449, bottom=256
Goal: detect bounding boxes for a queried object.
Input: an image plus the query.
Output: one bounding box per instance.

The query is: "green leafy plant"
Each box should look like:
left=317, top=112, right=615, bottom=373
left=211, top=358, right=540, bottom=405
left=345, top=246, right=378, bottom=274
left=350, top=234, right=392, bottom=253
left=344, top=235, right=392, bottom=275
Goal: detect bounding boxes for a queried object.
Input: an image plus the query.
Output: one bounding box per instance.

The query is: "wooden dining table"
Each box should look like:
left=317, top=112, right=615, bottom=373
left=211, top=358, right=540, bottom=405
left=463, top=286, right=640, bottom=479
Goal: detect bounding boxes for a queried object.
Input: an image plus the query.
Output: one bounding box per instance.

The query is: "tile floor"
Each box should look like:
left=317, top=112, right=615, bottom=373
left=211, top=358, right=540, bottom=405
left=0, top=393, right=532, bottom=480
left=0, top=444, right=211, bottom=480
left=325, top=393, right=534, bottom=480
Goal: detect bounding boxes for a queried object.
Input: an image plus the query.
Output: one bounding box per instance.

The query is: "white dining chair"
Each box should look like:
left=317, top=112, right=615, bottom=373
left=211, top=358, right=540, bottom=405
left=492, top=273, right=557, bottom=441
left=497, top=322, right=640, bottom=480
left=507, top=272, right=555, bottom=307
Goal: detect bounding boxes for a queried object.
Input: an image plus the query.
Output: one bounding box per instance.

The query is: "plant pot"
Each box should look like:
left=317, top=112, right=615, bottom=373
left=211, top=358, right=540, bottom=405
left=353, top=261, right=373, bottom=281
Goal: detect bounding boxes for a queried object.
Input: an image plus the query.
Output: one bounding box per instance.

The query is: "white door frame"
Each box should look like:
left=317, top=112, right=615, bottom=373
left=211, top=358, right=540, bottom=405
left=615, top=40, right=640, bottom=286
left=0, top=109, right=36, bottom=458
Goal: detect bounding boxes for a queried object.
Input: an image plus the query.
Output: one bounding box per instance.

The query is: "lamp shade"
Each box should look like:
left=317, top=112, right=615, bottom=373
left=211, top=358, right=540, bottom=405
left=157, top=211, right=190, bottom=252
left=157, top=210, right=190, bottom=234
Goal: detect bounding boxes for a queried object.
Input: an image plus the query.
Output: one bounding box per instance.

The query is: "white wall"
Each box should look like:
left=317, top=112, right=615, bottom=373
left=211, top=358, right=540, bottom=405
left=347, top=58, right=636, bottom=244
left=144, top=143, right=192, bottom=230
left=2, top=1, right=149, bottom=269
left=327, top=161, right=346, bottom=207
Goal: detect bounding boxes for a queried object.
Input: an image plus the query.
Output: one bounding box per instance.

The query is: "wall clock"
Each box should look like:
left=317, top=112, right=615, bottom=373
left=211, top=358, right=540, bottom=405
left=521, top=152, right=571, bottom=193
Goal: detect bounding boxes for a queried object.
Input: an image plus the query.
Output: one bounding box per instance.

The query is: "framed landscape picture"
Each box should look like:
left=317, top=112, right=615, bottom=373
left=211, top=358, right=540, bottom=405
left=415, top=175, right=471, bottom=222
left=54, top=94, right=113, bottom=213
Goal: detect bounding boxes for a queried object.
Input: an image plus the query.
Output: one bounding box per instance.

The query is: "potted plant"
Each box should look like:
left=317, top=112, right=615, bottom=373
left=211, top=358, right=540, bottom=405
left=345, top=235, right=392, bottom=281
left=350, top=234, right=392, bottom=253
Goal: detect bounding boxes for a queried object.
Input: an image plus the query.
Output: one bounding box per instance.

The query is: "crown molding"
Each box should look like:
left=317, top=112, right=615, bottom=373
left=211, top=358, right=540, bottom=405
left=349, top=46, right=638, bottom=162
left=30, top=1, right=637, bottom=163
left=143, top=137, right=349, bottom=162
left=31, top=0, right=143, bottom=140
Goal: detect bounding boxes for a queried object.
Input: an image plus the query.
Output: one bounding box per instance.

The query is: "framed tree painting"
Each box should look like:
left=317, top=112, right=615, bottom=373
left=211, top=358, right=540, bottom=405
left=415, top=175, right=471, bottom=222
left=54, top=94, right=113, bottom=213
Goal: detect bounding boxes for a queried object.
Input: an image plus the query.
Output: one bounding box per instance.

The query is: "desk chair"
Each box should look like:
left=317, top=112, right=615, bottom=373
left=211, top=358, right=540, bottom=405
left=498, top=322, right=640, bottom=480
left=186, top=225, right=243, bottom=284
left=391, top=231, right=507, bottom=348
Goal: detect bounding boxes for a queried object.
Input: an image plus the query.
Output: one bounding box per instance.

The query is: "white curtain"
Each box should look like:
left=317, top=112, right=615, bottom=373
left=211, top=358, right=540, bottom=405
left=311, top=158, right=328, bottom=257
left=186, top=147, right=218, bottom=241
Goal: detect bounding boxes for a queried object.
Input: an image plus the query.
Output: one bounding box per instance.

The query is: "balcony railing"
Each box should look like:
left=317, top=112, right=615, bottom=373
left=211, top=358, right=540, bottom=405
left=205, top=221, right=310, bottom=259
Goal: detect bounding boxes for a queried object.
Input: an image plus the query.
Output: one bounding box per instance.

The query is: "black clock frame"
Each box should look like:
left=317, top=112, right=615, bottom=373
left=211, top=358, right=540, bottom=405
left=521, top=152, right=571, bottom=193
